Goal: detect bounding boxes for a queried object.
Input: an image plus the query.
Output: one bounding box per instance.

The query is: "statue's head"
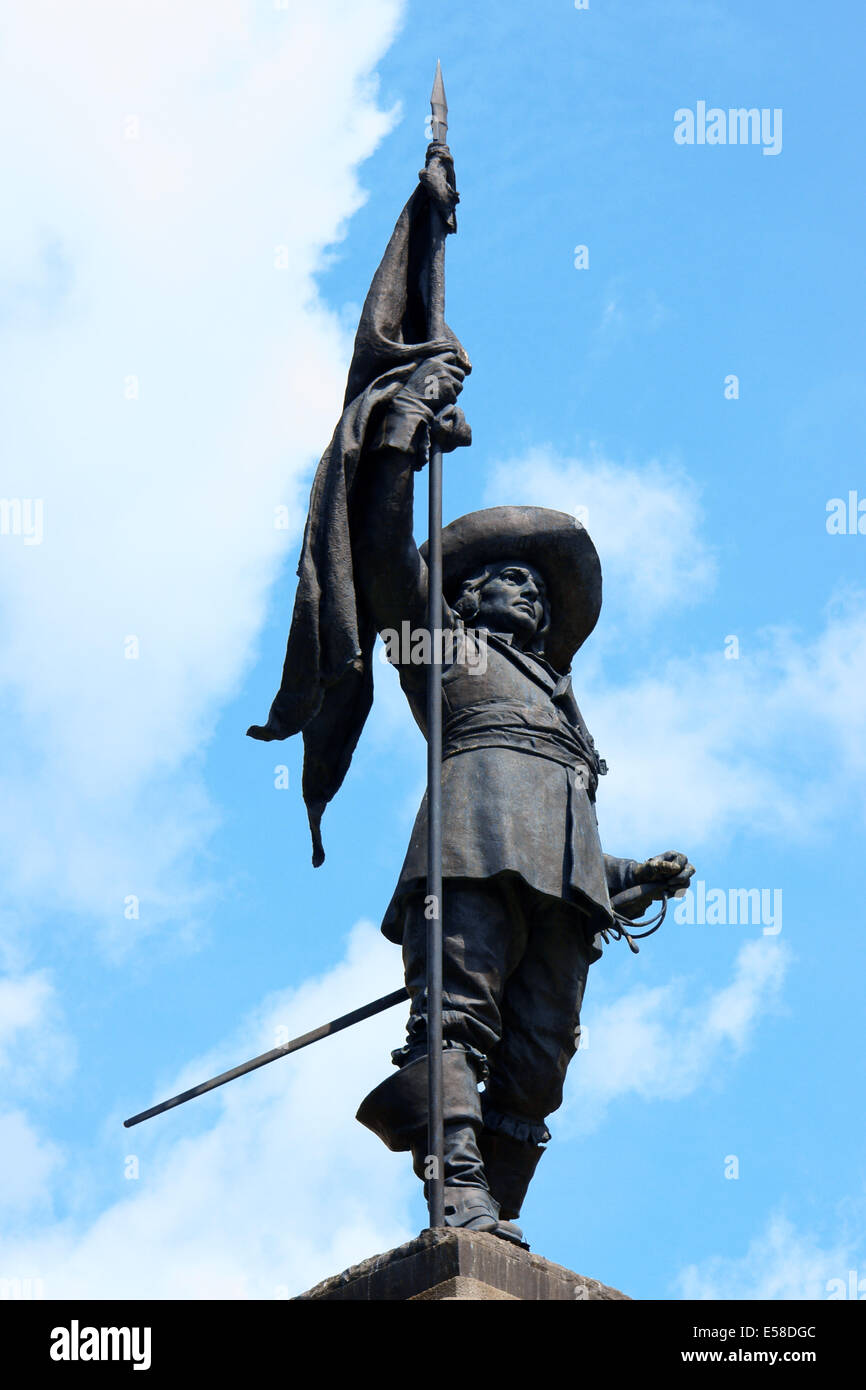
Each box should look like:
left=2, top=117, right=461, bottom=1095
left=453, top=559, right=551, bottom=652
left=427, top=506, right=602, bottom=673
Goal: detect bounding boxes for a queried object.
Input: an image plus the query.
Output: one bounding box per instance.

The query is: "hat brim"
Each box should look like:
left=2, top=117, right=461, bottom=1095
left=420, top=506, right=602, bottom=671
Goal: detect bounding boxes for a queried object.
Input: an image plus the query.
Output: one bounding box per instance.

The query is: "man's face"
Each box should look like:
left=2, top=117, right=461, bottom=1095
left=475, top=561, right=546, bottom=646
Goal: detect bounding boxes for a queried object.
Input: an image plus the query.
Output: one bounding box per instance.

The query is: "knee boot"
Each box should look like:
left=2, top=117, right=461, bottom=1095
left=357, top=1048, right=525, bottom=1243
left=478, top=1131, right=547, bottom=1220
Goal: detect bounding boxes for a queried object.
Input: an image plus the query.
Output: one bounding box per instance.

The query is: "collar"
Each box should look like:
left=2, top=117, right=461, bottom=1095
left=488, top=630, right=567, bottom=681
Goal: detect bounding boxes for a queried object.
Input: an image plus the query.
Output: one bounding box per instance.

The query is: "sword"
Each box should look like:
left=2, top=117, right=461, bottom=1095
left=123, top=986, right=408, bottom=1129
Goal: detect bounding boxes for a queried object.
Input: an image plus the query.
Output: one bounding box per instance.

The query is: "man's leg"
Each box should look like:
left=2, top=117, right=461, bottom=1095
left=398, top=877, right=526, bottom=1065
left=480, top=890, right=593, bottom=1220
left=357, top=878, right=527, bottom=1237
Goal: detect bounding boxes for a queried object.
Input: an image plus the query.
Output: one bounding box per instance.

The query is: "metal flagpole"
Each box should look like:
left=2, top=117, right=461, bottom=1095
left=425, top=59, right=449, bottom=1230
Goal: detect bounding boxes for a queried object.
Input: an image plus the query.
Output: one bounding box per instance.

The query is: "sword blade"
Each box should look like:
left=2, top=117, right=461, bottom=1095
left=123, top=986, right=409, bottom=1128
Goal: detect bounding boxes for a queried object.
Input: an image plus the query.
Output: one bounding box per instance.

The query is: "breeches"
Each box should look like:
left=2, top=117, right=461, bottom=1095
left=397, top=875, right=593, bottom=1133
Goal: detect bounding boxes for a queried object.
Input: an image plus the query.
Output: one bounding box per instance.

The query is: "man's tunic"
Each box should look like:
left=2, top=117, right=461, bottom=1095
left=381, top=623, right=635, bottom=951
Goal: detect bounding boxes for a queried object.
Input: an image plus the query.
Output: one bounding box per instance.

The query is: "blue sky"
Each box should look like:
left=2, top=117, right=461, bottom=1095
left=1, top=0, right=864, bottom=1299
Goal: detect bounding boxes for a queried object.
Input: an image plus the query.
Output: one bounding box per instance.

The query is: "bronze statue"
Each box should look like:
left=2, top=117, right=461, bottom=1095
left=245, top=71, right=694, bottom=1247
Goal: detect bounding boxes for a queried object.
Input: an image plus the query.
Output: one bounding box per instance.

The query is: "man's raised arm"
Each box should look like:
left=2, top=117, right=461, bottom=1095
left=353, top=351, right=470, bottom=637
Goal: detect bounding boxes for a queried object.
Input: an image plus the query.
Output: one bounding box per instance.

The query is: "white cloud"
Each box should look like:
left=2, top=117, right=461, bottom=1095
left=487, top=446, right=716, bottom=618
left=0, top=921, right=417, bottom=1298
left=0, top=971, right=75, bottom=1094
left=0, top=0, right=404, bottom=943
left=564, top=940, right=789, bottom=1133
left=677, top=1212, right=865, bottom=1301
left=588, top=590, right=866, bottom=852
left=0, top=974, right=53, bottom=1060
left=0, top=969, right=70, bottom=1221
left=0, top=1112, right=63, bottom=1220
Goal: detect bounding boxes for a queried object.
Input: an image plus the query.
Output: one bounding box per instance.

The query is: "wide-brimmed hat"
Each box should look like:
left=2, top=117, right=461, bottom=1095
left=421, top=506, right=602, bottom=671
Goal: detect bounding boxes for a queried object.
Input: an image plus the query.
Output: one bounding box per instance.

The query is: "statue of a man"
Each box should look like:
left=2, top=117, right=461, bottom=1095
left=350, top=352, right=694, bottom=1245
left=247, top=137, right=694, bottom=1247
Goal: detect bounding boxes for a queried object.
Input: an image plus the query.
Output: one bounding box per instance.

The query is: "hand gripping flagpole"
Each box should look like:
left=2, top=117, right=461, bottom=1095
left=424, top=60, right=449, bottom=1230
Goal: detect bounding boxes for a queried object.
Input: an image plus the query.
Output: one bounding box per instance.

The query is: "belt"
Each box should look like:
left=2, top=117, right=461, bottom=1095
left=442, top=700, right=598, bottom=796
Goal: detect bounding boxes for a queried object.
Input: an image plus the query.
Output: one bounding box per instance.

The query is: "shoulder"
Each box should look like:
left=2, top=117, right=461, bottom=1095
left=387, top=603, right=461, bottom=695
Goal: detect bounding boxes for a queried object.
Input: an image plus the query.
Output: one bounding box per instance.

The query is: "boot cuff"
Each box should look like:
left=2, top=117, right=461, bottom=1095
left=482, top=1105, right=551, bottom=1146
left=390, top=1038, right=489, bottom=1080
left=357, top=1047, right=486, bottom=1151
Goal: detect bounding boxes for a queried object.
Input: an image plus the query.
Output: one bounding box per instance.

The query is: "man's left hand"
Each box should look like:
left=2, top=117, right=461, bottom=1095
left=633, top=851, right=695, bottom=896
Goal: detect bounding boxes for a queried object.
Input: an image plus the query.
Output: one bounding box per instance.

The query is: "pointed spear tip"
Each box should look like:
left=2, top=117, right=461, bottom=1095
left=431, top=61, right=446, bottom=100
left=430, top=59, right=448, bottom=140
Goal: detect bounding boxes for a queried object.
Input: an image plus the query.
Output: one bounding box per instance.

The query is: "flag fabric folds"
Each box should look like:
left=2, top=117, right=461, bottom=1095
left=247, top=146, right=464, bottom=866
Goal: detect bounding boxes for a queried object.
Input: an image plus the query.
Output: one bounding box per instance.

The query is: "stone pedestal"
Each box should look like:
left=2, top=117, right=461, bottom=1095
left=296, top=1228, right=630, bottom=1301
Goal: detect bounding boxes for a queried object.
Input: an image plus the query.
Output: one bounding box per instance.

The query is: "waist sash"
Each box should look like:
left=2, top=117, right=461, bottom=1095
left=443, top=699, right=598, bottom=796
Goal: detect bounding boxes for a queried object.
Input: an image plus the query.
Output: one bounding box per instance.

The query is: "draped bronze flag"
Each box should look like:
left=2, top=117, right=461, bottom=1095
left=247, top=146, right=464, bottom=866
